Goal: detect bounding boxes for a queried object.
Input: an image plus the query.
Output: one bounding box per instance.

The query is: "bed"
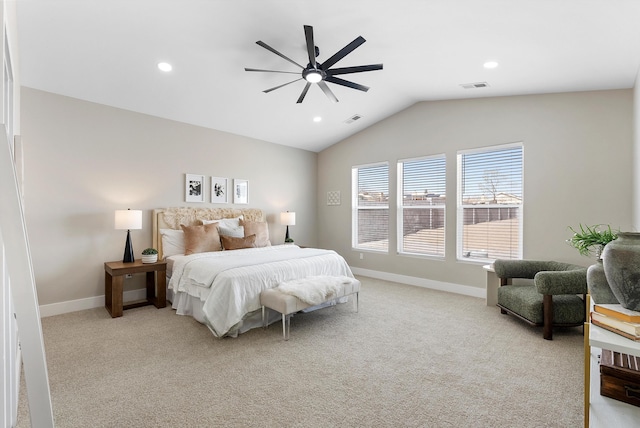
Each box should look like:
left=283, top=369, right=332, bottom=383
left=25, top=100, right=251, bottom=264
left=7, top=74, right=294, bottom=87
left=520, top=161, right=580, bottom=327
left=152, top=207, right=357, bottom=338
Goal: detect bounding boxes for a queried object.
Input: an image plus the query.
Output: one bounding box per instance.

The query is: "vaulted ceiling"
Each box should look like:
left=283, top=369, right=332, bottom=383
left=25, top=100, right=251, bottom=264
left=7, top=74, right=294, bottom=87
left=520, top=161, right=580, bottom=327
left=16, top=0, right=640, bottom=152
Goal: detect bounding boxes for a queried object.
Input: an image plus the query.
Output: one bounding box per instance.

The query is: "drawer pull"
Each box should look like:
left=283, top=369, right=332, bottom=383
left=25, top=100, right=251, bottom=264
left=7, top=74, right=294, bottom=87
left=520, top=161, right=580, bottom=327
left=625, top=385, right=640, bottom=400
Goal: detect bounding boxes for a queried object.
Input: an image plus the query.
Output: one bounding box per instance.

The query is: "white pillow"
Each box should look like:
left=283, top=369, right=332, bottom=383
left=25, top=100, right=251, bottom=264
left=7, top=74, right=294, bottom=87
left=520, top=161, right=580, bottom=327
left=202, top=216, right=243, bottom=228
left=160, top=228, right=185, bottom=258
left=202, top=216, right=244, bottom=238
left=218, top=225, right=245, bottom=238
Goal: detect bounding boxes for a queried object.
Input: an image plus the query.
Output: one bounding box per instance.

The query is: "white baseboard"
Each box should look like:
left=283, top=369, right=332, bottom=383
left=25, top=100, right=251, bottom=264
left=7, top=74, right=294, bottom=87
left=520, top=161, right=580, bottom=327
left=350, top=267, right=485, bottom=299
left=39, top=289, right=147, bottom=318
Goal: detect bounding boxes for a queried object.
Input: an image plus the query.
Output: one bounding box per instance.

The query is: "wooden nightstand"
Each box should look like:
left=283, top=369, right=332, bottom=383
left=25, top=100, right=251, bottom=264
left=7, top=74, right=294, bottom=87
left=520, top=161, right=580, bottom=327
left=104, top=259, right=167, bottom=318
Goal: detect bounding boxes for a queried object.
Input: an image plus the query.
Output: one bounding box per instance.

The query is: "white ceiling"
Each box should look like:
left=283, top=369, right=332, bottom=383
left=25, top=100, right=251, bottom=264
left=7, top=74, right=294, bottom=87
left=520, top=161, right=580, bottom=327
left=15, top=0, right=640, bottom=152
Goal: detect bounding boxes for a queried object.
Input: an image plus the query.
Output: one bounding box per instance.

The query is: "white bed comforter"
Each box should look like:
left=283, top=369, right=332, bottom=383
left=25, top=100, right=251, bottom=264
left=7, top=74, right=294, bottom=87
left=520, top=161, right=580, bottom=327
left=167, top=245, right=354, bottom=337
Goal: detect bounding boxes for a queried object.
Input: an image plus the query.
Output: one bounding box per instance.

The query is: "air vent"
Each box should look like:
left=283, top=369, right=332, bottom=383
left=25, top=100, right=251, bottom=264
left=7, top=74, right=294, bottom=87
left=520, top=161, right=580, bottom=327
left=345, top=114, right=363, bottom=124
left=460, top=82, right=490, bottom=89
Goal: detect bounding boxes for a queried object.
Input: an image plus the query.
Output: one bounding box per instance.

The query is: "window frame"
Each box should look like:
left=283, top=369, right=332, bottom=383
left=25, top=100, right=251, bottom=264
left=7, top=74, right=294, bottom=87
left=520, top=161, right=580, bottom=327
left=352, top=161, right=390, bottom=253
left=456, top=142, right=524, bottom=263
left=397, top=154, right=446, bottom=259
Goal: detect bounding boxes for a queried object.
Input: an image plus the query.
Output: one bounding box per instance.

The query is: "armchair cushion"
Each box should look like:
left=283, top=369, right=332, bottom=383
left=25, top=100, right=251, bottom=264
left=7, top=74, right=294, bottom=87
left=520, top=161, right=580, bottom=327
left=497, top=284, right=585, bottom=325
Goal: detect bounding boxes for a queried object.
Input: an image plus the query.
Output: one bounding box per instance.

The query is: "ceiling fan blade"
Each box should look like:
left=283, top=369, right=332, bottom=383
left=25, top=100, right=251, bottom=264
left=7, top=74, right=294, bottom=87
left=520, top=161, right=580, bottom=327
left=317, top=81, right=339, bottom=103
left=326, top=64, right=383, bottom=76
left=325, top=76, right=370, bottom=92
left=304, top=25, right=316, bottom=69
left=296, top=82, right=312, bottom=104
left=256, top=41, right=305, bottom=69
left=245, top=68, right=300, bottom=75
left=263, top=78, right=302, bottom=93
left=321, top=36, right=366, bottom=70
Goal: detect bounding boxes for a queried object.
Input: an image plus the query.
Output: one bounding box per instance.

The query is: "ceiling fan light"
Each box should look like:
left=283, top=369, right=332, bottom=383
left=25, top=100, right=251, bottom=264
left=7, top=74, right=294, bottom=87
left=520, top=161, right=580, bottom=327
left=157, top=62, right=172, bottom=72
left=304, top=70, right=323, bottom=83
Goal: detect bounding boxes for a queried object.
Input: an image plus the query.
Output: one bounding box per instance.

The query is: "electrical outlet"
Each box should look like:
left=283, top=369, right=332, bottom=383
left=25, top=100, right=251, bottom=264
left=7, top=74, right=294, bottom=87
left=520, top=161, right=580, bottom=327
left=359, top=253, right=364, bottom=260
left=125, top=274, right=133, bottom=279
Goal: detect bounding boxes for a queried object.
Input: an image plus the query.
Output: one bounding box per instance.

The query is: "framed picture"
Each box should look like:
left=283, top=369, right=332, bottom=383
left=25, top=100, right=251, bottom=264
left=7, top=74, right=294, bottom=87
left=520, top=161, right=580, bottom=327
left=185, top=174, right=205, bottom=203
left=327, top=190, right=341, bottom=206
left=211, top=177, right=228, bottom=203
left=233, top=179, right=249, bottom=204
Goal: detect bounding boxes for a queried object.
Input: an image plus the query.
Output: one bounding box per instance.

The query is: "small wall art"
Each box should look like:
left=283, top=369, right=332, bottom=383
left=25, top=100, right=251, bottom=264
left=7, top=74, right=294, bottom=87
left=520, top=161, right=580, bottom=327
left=185, top=173, right=205, bottom=203
left=327, top=190, right=341, bottom=206
left=211, top=177, right=228, bottom=203
left=233, top=179, right=249, bottom=204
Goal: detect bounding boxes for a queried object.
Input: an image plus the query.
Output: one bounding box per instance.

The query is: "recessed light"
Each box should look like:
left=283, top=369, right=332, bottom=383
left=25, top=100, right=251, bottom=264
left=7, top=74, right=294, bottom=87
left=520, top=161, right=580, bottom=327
left=313, top=116, right=322, bottom=123
left=157, top=62, right=173, bottom=72
left=483, top=61, right=499, bottom=69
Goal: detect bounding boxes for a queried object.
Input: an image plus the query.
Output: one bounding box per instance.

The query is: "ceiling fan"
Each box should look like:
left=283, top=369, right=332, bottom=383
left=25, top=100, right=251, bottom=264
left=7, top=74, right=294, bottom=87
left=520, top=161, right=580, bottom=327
left=245, top=25, right=383, bottom=103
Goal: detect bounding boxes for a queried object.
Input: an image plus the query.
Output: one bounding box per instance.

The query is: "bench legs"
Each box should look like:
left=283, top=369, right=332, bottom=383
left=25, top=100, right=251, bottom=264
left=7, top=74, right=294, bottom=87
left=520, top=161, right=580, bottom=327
left=282, top=314, right=290, bottom=341
left=262, top=293, right=359, bottom=341
left=261, top=306, right=291, bottom=341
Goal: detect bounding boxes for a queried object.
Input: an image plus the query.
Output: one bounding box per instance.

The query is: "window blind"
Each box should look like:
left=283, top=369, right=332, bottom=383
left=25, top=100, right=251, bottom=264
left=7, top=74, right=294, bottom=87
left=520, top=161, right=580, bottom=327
left=457, top=144, right=523, bottom=261
left=398, top=155, right=446, bottom=257
left=352, top=163, right=389, bottom=251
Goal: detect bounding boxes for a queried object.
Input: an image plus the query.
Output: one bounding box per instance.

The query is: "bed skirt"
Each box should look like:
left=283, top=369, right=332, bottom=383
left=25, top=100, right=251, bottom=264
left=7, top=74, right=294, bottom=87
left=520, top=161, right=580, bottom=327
left=169, top=288, right=348, bottom=338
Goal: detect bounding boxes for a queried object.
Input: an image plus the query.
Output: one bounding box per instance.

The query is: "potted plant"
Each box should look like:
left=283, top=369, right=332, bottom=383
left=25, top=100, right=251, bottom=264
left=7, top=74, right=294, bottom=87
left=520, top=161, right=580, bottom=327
left=568, top=224, right=619, bottom=304
left=141, top=248, right=158, bottom=263
left=567, top=224, right=618, bottom=259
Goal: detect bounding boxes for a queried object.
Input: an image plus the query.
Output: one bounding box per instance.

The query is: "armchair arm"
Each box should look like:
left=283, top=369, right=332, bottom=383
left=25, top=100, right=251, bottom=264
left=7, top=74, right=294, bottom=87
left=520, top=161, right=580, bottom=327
left=534, top=268, right=587, bottom=295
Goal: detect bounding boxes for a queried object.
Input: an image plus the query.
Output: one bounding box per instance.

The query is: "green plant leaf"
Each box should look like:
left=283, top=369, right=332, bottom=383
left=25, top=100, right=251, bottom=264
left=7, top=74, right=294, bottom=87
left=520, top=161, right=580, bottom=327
left=567, top=224, right=618, bottom=257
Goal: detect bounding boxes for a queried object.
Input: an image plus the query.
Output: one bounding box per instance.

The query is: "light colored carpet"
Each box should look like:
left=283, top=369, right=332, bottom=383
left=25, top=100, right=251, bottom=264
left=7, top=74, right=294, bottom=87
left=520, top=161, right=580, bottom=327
left=17, top=276, right=583, bottom=427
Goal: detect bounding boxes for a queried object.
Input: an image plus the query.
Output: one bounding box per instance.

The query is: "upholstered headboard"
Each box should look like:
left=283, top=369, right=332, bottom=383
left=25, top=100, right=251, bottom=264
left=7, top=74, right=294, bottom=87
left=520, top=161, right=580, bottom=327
left=152, top=207, right=265, bottom=259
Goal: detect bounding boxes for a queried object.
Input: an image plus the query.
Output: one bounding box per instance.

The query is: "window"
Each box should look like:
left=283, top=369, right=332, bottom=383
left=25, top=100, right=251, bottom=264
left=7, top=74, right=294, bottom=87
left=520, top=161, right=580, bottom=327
left=397, top=155, right=446, bottom=257
left=457, top=143, right=523, bottom=261
left=352, top=162, right=389, bottom=251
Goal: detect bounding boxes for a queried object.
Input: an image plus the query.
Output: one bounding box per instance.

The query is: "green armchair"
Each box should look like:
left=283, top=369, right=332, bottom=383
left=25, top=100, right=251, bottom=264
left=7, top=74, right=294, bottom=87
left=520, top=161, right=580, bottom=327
left=493, top=260, right=588, bottom=340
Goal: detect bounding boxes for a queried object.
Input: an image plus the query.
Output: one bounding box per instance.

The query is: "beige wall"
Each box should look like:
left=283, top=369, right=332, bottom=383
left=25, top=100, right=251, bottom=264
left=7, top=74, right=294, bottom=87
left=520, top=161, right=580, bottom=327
left=21, top=87, right=317, bottom=306
left=318, top=90, right=634, bottom=289
left=19, top=87, right=637, bottom=304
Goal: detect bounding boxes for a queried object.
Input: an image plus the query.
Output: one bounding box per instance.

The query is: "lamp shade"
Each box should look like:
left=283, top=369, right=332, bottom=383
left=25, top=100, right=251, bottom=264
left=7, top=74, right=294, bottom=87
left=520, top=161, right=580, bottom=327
left=280, top=211, right=296, bottom=226
left=115, top=209, right=142, bottom=230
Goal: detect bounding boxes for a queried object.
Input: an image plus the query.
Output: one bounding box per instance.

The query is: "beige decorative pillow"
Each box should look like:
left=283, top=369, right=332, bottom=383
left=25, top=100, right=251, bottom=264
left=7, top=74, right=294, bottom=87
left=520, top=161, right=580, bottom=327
left=180, top=223, right=222, bottom=255
left=221, top=234, right=256, bottom=250
left=240, top=219, right=271, bottom=247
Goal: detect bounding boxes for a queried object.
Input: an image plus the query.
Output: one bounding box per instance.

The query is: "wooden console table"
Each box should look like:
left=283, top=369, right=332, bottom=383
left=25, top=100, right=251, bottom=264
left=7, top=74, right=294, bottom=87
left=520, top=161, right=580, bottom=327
left=104, top=259, right=167, bottom=318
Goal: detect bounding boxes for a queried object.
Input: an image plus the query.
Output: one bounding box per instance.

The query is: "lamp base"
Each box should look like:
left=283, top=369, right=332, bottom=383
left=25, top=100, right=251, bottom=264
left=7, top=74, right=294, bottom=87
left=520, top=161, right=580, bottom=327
left=285, top=225, right=291, bottom=243
left=123, top=230, right=134, bottom=263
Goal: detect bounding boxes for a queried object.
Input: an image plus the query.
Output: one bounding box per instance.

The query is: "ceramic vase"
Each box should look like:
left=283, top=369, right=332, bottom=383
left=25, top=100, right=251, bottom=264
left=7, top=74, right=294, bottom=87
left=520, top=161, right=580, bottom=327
left=586, top=260, right=618, bottom=304
left=602, top=232, right=640, bottom=311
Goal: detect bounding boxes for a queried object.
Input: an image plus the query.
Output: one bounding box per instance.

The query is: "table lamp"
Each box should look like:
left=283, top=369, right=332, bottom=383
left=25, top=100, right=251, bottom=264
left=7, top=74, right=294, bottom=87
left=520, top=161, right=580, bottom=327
left=280, top=211, right=296, bottom=243
left=115, top=209, right=142, bottom=263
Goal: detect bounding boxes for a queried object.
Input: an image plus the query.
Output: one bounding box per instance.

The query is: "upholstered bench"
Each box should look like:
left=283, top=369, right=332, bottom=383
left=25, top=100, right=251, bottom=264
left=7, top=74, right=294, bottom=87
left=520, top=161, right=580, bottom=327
left=260, top=276, right=361, bottom=340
